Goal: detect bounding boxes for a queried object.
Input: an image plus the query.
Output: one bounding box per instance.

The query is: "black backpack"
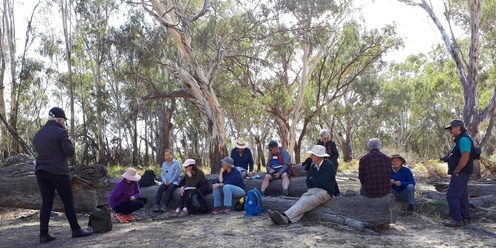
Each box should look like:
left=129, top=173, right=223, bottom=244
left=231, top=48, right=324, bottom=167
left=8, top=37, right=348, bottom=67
left=88, top=205, right=112, bottom=233
left=186, top=189, right=209, bottom=214
left=138, top=170, right=156, bottom=187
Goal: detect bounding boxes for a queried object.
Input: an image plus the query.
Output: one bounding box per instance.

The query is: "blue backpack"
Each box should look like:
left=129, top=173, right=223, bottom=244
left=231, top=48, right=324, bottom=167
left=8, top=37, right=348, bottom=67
left=244, top=189, right=266, bottom=216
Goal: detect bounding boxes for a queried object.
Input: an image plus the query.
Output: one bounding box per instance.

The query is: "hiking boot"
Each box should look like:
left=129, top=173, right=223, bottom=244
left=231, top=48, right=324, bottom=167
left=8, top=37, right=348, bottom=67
left=407, top=204, right=414, bottom=212
left=463, top=219, right=471, bottom=225
left=271, top=211, right=289, bottom=226
left=223, top=207, right=232, bottom=213
left=126, top=214, right=136, bottom=221
left=160, top=206, right=168, bottom=212
left=116, top=213, right=129, bottom=223
left=153, top=205, right=161, bottom=212
left=177, top=210, right=188, bottom=218
left=39, top=234, right=56, bottom=244
left=72, top=228, right=93, bottom=238
left=443, top=220, right=464, bottom=227
left=267, top=210, right=278, bottom=225
left=282, top=189, right=289, bottom=196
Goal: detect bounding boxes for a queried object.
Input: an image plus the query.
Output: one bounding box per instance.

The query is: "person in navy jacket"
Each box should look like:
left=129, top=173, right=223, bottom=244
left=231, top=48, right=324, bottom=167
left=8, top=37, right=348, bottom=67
left=33, top=107, right=92, bottom=244
left=390, top=154, right=416, bottom=212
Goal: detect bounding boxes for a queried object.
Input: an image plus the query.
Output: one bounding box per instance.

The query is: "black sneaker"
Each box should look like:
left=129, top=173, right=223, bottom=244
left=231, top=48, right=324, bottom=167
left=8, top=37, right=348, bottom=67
left=39, top=234, right=56, bottom=244
left=407, top=204, right=414, bottom=212
left=153, top=205, right=161, bottom=212
left=443, top=220, right=464, bottom=227
left=72, top=228, right=93, bottom=238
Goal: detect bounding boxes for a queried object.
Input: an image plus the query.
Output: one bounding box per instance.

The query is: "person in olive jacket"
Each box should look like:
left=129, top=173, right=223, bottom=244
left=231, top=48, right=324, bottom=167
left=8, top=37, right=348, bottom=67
left=33, top=107, right=92, bottom=244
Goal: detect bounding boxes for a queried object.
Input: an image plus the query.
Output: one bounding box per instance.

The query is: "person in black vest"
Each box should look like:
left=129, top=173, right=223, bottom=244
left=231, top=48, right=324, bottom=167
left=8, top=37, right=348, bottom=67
left=33, top=107, right=93, bottom=244
left=316, top=130, right=341, bottom=197
left=442, top=119, right=475, bottom=227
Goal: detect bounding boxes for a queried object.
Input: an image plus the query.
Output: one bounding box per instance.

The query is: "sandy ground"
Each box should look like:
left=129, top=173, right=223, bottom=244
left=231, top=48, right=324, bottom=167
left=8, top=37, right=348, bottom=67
left=1, top=205, right=495, bottom=248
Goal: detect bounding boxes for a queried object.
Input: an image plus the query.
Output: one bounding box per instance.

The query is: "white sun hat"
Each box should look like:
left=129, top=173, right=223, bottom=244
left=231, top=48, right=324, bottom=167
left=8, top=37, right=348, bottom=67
left=305, top=145, right=330, bottom=157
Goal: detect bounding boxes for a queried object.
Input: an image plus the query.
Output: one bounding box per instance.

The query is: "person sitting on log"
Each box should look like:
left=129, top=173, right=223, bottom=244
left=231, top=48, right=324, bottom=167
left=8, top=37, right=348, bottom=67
left=153, top=149, right=182, bottom=212
left=390, top=154, right=416, bottom=212
left=211, top=157, right=246, bottom=214
left=230, top=137, right=255, bottom=178
left=171, top=159, right=212, bottom=217
left=109, top=168, right=148, bottom=223
left=260, top=141, right=292, bottom=196
left=359, top=138, right=392, bottom=198
left=268, top=145, right=336, bottom=225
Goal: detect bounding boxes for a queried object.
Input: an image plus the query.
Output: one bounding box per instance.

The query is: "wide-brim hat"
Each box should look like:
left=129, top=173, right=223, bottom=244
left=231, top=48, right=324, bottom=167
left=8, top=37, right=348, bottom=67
left=390, top=154, right=406, bottom=164
left=235, top=138, right=248, bottom=149
left=183, top=159, right=196, bottom=167
left=305, top=145, right=329, bottom=157
left=122, top=168, right=141, bottom=181
left=221, top=157, right=234, bottom=168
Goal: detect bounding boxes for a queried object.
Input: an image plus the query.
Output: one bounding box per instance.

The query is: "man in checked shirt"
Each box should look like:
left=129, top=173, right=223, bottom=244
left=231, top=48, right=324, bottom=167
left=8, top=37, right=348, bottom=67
left=359, top=138, right=392, bottom=198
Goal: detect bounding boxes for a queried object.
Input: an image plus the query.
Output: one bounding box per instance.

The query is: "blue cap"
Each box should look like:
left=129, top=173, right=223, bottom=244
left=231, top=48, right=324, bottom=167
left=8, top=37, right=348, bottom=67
left=267, top=141, right=278, bottom=149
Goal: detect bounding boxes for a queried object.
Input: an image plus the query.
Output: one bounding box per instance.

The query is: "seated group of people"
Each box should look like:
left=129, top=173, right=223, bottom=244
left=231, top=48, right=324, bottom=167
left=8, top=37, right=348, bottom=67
left=109, top=136, right=416, bottom=225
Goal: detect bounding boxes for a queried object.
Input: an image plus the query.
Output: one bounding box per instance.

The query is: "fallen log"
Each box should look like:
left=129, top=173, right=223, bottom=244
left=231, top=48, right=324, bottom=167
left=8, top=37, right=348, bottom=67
left=0, top=161, right=114, bottom=212
left=260, top=194, right=398, bottom=229
left=434, top=182, right=496, bottom=198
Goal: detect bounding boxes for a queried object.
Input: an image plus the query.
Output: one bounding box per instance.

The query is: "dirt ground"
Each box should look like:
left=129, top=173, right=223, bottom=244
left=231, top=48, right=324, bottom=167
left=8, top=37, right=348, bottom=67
left=1, top=202, right=495, bottom=248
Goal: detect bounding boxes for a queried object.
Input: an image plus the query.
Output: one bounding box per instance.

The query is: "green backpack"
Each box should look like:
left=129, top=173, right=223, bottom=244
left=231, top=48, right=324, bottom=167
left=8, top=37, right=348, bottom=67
left=88, top=205, right=113, bottom=233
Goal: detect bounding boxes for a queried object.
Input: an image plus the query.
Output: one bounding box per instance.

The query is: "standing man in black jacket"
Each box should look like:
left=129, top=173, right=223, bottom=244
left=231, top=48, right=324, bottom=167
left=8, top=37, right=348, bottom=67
left=33, top=107, right=92, bottom=243
left=317, top=130, right=341, bottom=197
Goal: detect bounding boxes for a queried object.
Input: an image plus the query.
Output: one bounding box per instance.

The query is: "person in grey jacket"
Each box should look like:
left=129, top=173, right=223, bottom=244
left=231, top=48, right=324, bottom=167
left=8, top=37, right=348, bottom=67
left=33, top=107, right=92, bottom=244
left=260, top=141, right=292, bottom=196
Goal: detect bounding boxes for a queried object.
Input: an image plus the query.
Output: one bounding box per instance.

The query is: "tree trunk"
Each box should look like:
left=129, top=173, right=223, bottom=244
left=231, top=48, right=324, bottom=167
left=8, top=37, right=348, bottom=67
left=156, top=102, right=174, bottom=164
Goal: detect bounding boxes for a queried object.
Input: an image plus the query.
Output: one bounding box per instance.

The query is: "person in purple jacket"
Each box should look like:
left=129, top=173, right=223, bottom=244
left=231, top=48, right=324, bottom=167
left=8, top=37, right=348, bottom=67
left=390, top=154, right=416, bottom=212
left=33, top=107, right=93, bottom=244
left=109, top=168, right=148, bottom=223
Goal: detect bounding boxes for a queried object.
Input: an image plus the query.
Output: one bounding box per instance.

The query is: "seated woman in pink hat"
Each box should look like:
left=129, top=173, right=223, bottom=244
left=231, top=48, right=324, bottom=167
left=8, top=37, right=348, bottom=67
left=109, top=168, right=148, bottom=223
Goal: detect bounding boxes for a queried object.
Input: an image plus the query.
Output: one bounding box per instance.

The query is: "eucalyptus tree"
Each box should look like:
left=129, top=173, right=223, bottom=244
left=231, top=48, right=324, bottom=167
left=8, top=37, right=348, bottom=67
left=398, top=0, right=496, bottom=176
left=72, top=0, right=119, bottom=164
left=107, top=8, right=171, bottom=166
left=0, top=0, right=41, bottom=157
left=140, top=0, right=286, bottom=172
left=243, top=0, right=401, bottom=162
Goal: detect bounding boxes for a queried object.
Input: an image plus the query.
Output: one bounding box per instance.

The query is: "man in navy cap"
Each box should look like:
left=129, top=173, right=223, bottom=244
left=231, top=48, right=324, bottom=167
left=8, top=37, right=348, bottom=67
left=260, top=141, right=292, bottom=196
left=442, top=119, right=475, bottom=227
left=33, top=107, right=92, bottom=243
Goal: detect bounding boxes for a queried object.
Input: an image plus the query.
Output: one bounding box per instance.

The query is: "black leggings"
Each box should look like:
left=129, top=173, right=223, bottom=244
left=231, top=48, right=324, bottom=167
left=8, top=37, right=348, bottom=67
left=36, top=170, right=81, bottom=234
left=113, top=197, right=148, bottom=215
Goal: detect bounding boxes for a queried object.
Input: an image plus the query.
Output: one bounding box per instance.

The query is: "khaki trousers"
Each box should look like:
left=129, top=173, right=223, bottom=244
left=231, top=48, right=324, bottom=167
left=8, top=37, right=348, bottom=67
left=284, top=187, right=331, bottom=223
